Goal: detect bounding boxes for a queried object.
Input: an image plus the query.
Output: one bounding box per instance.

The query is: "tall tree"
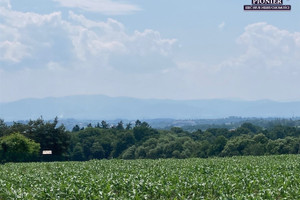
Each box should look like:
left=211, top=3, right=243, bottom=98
left=25, top=117, right=70, bottom=157
left=101, top=121, right=109, bottom=129
left=0, top=119, right=7, bottom=137
left=116, top=121, right=124, bottom=130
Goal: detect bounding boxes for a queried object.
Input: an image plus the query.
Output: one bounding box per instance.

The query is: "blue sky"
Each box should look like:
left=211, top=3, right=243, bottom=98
left=1, top=0, right=300, bottom=102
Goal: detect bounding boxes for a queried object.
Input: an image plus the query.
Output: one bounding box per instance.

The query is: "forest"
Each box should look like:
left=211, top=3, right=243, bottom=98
left=1, top=117, right=300, bottom=162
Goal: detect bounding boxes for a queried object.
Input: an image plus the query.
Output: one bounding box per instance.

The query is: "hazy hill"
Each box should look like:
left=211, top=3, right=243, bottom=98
left=0, top=95, right=300, bottom=121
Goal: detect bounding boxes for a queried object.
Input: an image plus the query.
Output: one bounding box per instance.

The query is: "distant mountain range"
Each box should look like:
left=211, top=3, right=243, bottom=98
left=0, top=95, right=300, bottom=121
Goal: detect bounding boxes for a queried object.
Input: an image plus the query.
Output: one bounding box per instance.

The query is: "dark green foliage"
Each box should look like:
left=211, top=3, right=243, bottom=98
left=133, top=122, right=157, bottom=142
left=240, top=122, right=261, bottom=134
left=87, top=123, right=92, bottom=128
left=209, top=135, right=227, bottom=156
left=71, top=143, right=85, bottom=161
left=121, top=145, right=136, bottom=159
left=112, top=131, right=135, bottom=158
left=266, top=137, right=300, bottom=155
left=1, top=117, right=70, bottom=162
left=266, top=125, right=299, bottom=140
left=0, top=119, right=7, bottom=137
left=91, top=142, right=105, bottom=159
left=116, top=121, right=124, bottom=130
left=125, top=123, right=132, bottom=130
left=69, top=127, right=116, bottom=160
left=2, top=119, right=300, bottom=162
left=101, top=120, right=109, bottom=129
left=170, top=127, right=184, bottom=133
left=0, top=133, right=40, bottom=162
left=72, top=125, right=80, bottom=132
left=25, top=117, right=70, bottom=157
left=132, top=135, right=200, bottom=159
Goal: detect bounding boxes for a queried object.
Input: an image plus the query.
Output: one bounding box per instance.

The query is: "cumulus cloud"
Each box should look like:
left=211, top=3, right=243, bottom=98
left=2, top=0, right=299, bottom=103
left=0, top=5, right=176, bottom=69
left=53, top=0, right=140, bottom=15
left=0, top=0, right=11, bottom=9
left=67, top=12, right=176, bottom=59
left=221, top=22, right=300, bottom=75
left=63, top=12, right=177, bottom=72
left=0, top=8, right=74, bottom=66
left=0, top=41, right=29, bottom=63
left=129, top=29, right=177, bottom=56
left=178, top=22, right=300, bottom=101
left=0, top=7, right=62, bottom=28
left=0, top=3, right=177, bottom=102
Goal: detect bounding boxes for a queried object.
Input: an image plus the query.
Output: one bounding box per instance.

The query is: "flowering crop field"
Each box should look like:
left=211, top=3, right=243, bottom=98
left=1, top=155, right=300, bottom=199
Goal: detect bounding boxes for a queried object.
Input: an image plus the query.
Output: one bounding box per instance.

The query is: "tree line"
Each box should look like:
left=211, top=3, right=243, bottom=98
left=1, top=118, right=300, bottom=162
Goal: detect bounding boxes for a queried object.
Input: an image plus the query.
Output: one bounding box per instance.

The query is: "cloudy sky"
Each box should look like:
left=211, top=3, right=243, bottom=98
left=1, top=0, right=300, bottom=103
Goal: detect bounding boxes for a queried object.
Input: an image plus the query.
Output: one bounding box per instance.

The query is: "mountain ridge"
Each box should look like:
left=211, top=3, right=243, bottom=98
left=1, top=95, right=300, bottom=121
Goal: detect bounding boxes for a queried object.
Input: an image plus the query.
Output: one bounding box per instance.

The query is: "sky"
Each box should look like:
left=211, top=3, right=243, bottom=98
left=1, top=0, right=300, bottom=103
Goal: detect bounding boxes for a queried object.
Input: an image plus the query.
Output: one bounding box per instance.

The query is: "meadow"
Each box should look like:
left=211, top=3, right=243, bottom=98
left=1, top=155, right=300, bottom=199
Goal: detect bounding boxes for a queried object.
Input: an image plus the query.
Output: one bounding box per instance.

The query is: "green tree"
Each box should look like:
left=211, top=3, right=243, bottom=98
left=101, top=121, right=109, bottom=129
left=253, top=133, right=268, bottom=144
left=122, top=145, right=136, bottom=159
left=91, top=142, right=105, bottom=159
left=0, top=119, right=7, bottom=137
left=96, top=122, right=101, bottom=128
left=72, top=143, right=85, bottom=161
left=133, top=122, right=157, bottom=142
left=135, top=120, right=142, bottom=127
left=171, top=127, right=184, bottom=134
left=25, top=117, right=70, bottom=158
left=0, top=133, right=40, bottom=162
left=87, top=123, right=93, bottom=128
left=113, top=131, right=135, bottom=158
left=240, top=123, right=260, bottom=134
left=221, top=135, right=254, bottom=157
left=72, top=125, right=80, bottom=132
left=196, top=140, right=211, bottom=158
left=266, top=137, right=299, bottom=155
left=125, top=123, right=132, bottom=130
left=209, top=136, right=227, bottom=156
left=116, top=121, right=124, bottom=131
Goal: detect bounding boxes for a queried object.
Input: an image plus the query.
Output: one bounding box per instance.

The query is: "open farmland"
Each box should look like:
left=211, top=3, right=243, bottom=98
left=1, top=155, right=300, bottom=199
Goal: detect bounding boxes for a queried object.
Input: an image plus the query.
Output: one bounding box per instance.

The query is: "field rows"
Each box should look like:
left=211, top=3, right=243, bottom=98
left=1, top=155, right=300, bottom=199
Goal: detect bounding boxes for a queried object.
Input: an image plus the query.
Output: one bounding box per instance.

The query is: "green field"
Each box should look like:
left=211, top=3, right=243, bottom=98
left=1, top=155, right=300, bottom=199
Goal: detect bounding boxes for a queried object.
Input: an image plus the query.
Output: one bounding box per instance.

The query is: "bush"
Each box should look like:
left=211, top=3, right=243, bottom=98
left=0, top=133, right=40, bottom=162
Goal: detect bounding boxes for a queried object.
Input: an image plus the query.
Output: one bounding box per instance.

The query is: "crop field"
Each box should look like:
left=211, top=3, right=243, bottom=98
left=1, top=155, right=300, bottom=199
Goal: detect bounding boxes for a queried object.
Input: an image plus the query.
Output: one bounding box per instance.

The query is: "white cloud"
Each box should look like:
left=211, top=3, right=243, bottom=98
left=0, top=23, right=29, bottom=62
left=0, top=0, right=11, bottom=9
left=0, top=7, right=62, bottom=28
left=218, top=22, right=225, bottom=30
left=129, top=29, right=177, bottom=56
left=53, top=0, right=140, bottom=15
left=0, top=7, right=64, bottom=63
left=0, top=5, right=176, bottom=68
left=66, top=12, right=127, bottom=61
left=182, top=22, right=300, bottom=101
left=65, top=12, right=177, bottom=71
left=2, top=1, right=299, bottom=103
left=0, top=40, right=29, bottom=62
left=221, top=22, right=300, bottom=75
left=0, top=4, right=177, bottom=102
